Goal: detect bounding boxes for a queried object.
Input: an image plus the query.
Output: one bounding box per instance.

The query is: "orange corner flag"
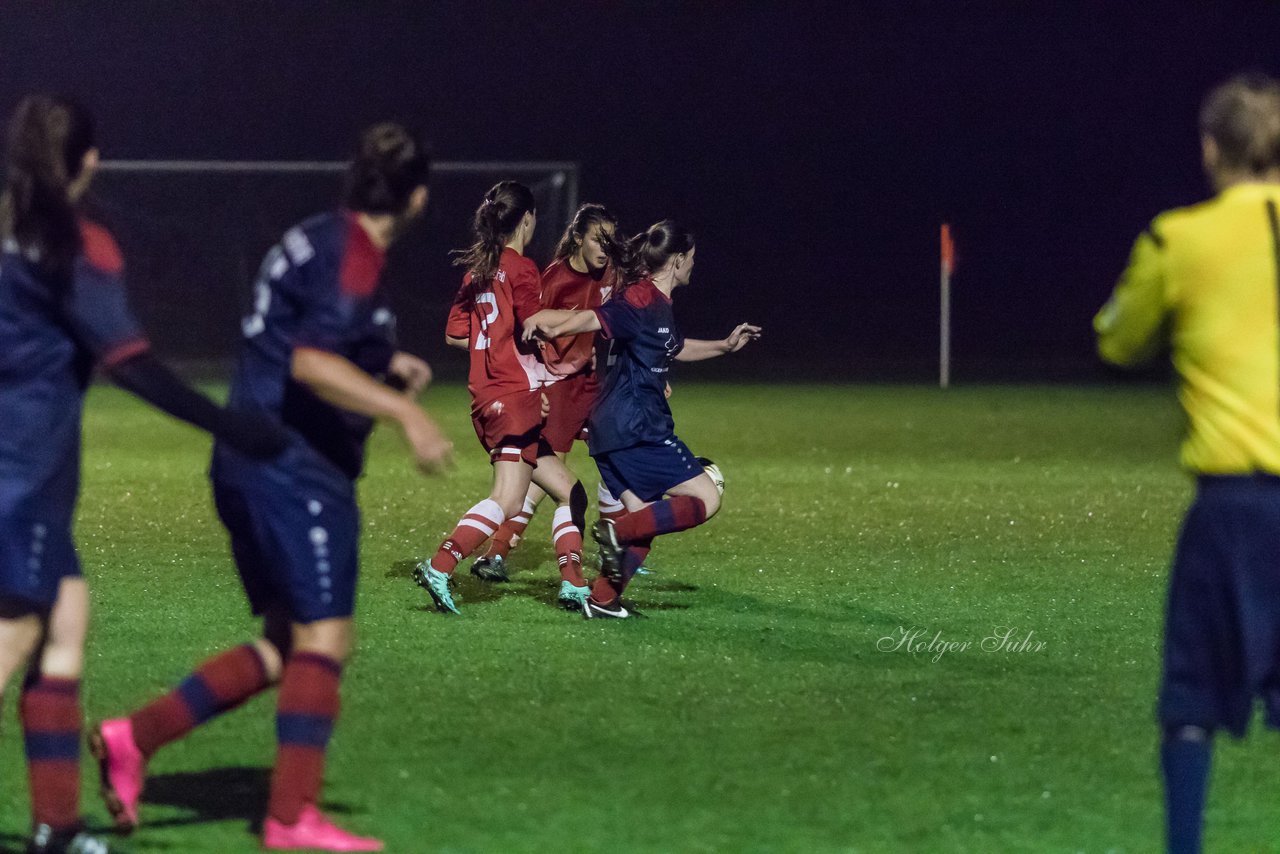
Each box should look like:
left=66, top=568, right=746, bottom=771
left=940, top=223, right=955, bottom=275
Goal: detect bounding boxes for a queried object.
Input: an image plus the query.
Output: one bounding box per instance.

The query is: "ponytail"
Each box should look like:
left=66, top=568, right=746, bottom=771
left=0, top=95, right=95, bottom=281
left=601, top=219, right=695, bottom=292
left=451, top=180, right=536, bottom=289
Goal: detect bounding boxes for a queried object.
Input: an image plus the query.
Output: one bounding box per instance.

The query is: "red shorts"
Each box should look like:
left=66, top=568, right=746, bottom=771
left=542, top=372, right=599, bottom=454
left=471, top=390, right=551, bottom=466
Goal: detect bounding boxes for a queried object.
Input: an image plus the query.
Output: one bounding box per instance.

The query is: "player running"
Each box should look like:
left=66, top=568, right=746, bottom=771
left=415, top=181, right=589, bottom=613
left=1095, top=74, right=1280, bottom=854
left=91, top=122, right=450, bottom=852
left=0, top=95, right=286, bottom=854
left=523, top=220, right=761, bottom=618
left=468, top=203, right=626, bottom=583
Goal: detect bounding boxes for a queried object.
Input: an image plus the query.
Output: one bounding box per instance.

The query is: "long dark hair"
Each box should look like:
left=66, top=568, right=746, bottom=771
left=452, top=180, right=536, bottom=289
left=0, top=94, right=96, bottom=281
left=600, top=219, right=695, bottom=290
left=343, top=121, right=431, bottom=214
left=553, top=202, right=617, bottom=261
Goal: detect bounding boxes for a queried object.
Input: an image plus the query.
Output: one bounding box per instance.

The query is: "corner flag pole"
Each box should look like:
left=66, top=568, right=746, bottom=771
left=940, top=223, right=955, bottom=388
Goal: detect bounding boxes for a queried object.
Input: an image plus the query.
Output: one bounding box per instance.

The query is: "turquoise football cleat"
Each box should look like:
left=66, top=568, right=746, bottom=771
left=414, top=562, right=460, bottom=614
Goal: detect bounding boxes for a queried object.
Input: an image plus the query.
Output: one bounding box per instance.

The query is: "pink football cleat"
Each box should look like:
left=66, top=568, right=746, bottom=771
left=262, top=805, right=385, bottom=852
left=89, top=718, right=145, bottom=831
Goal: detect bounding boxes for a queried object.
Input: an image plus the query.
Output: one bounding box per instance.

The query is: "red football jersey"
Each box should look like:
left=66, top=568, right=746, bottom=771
left=446, top=247, right=548, bottom=412
left=539, top=258, right=614, bottom=378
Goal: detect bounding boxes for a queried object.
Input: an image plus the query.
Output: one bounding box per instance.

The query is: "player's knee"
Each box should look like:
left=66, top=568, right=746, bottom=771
left=291, top=617, right=354, bottom=663
left=699, top=488, right=720, bottom=520
left=252, top=637, right=286, bottom=683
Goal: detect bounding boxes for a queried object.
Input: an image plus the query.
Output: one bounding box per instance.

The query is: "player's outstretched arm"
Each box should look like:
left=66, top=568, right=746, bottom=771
left=675, top=323, right=762, bottom=362
left=292, top=347, right=453, bottom=474
left=523, top=308, right=601, bottom=341
left=445, top=335, right=469, bottom=351
left=108, top=352, right=288, bottom=459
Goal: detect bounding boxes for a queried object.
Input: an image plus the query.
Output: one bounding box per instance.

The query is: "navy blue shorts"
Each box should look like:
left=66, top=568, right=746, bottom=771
left=211, top=439, right=359, bottom=624
left=1159, top=475, right=1280, bottom=737
left=0, top=514, right=80, bottom=610
left=593, top=437, right=703, bottom=504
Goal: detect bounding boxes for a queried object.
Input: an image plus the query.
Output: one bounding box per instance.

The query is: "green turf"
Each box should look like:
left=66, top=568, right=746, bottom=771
left=5, top=382, right=1279, bottom=852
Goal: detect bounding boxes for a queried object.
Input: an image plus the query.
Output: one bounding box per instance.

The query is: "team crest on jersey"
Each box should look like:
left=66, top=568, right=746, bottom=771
left=496, top=270, right=507, bottom=283
left=489, top=400, right=506, bottom=415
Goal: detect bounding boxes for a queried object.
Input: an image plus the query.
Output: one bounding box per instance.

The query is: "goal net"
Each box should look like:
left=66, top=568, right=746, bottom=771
left=90, top=159, right=580, bottom=369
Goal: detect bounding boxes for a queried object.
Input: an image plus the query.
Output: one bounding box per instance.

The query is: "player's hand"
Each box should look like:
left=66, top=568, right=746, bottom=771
left=521, top=318, right=545, bottom=343
left=540, top=391, right=551, bottom=419
left=723, top=323, right=762, bottom=353
left=388, top=352, right=433, bottom=396
left=399, top=409, right=453, bottom=475
left=664, top=381, right=672, bottom=399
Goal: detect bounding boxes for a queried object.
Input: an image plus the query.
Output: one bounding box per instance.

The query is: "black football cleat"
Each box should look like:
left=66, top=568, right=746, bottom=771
left=592, top=519, right=623, bottom=582
left=468, top=554, right=510, bottom=582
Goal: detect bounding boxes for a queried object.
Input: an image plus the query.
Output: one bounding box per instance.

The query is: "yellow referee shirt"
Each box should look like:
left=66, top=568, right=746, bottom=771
left=1095, top=182, right=1280, bottom=473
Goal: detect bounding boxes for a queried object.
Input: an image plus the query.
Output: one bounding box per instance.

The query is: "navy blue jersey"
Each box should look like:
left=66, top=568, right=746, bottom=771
left=0, top=221, right=148, bottom=518
left=225, top=211, right=395, bottom=480
left=587, top=280, right=684, bottom=455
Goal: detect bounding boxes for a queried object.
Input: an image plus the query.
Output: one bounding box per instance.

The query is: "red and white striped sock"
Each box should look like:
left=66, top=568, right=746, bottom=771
left=551, top=505, right=585, bottom=586
left=432, top=498, right=505, bottom=575
left=597, top=482, right=626, bottom=523
left=485, top=496, right=537, bottom=559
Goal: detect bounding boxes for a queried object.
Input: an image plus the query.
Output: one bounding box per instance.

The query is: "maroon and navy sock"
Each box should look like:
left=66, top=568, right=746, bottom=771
left=589, top=539, right=652, bottom=603
left=268, top=651, right=342, bottom=825
left=20, top=675, right=81, bottom=832
left=129, top=643, right=270, bottom=757
left=432, top=499, right=505, bottom=574
left=614, top=496, right=706, bottom=544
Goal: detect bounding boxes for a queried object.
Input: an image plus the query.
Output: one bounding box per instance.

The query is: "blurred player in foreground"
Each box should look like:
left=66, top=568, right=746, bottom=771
left=0, top=95, right=287, bottom=854
left=92, top=123, right=450, bottom=852
left=468, top=203, right=626, bottom=587
left=1095, top=74, right=1280, bottom=854
left=415, top=181, right=588, bottom=613
left=523, top=220, right=760, bottom=618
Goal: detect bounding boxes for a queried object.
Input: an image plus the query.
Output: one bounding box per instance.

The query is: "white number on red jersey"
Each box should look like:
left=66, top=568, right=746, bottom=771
left=474, top=292, right=499, bottom=351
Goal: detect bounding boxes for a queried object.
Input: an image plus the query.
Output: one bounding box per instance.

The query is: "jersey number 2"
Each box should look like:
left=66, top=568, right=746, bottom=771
left=474, top=292, right=499, bottom=350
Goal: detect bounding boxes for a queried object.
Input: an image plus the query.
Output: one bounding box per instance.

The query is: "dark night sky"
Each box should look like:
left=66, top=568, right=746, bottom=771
left=4, top=1, right=1280, bottom=379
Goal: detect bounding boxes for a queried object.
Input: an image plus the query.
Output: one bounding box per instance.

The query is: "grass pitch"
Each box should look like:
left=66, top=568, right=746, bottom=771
left=3, top=382, right=1277, bottom=852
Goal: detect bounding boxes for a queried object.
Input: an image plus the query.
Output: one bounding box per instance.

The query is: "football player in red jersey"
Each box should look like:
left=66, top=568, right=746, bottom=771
left=468, top=204, right=626, bottom=583
left=415, top=182, right=588, bottom=613
left=524, top=220, right=760, bottom=618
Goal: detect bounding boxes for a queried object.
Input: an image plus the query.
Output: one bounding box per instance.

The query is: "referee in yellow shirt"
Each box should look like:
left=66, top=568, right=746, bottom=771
left=1096, top=74, right=1280, bottom=854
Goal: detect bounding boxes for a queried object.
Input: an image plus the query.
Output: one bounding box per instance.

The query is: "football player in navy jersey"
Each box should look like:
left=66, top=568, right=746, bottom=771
left=523, top=220, right=760, bottom=618
left=0, top=95, right=286, bottom=854
left=93, top=123, right=450, bottom=852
